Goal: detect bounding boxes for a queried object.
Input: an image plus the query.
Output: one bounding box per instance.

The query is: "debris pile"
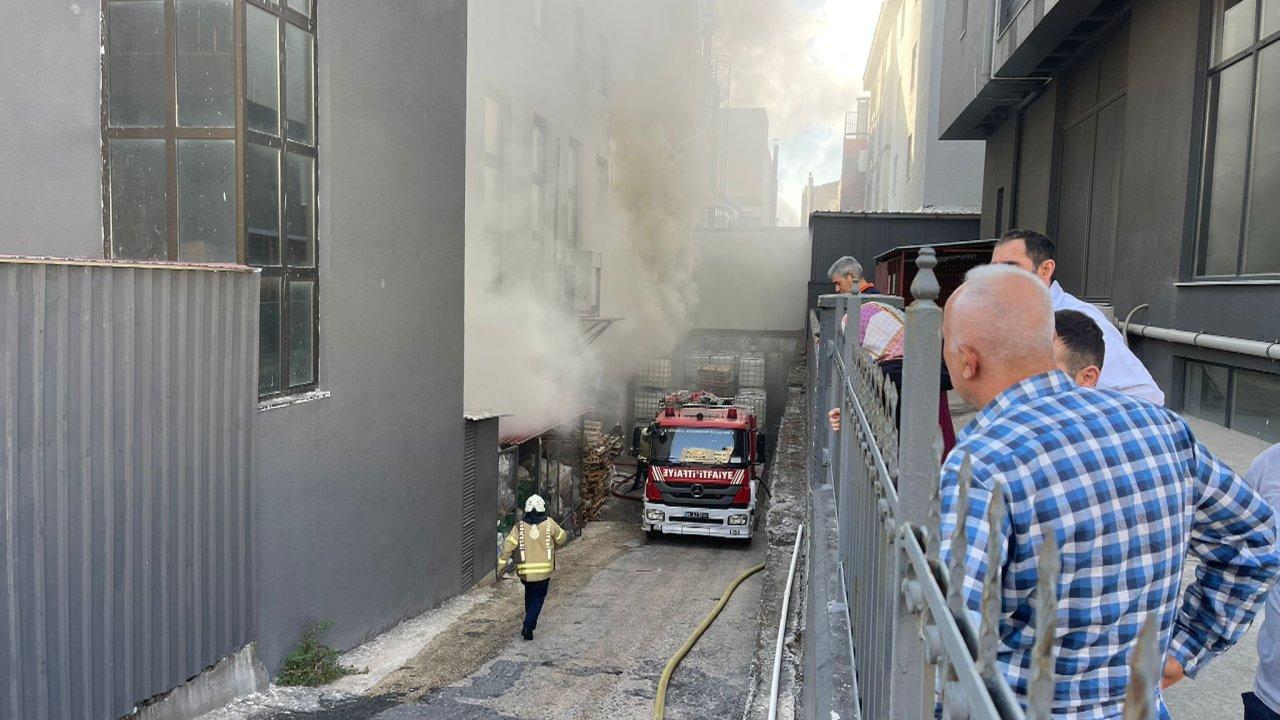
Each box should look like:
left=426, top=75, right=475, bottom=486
left=581, top=421, right=625, bottom=521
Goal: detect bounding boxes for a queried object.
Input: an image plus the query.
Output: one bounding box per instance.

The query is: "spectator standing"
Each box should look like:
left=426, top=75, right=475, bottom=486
left=828, top=256, right=878, bottom=295
left=1053, top=309, right=1105, bottom=388
left=939, top=264, right=1278, bottom=719
left=992, top=229, right=1164, bottom=405
left=1245, top=443, right=1280, bottom=720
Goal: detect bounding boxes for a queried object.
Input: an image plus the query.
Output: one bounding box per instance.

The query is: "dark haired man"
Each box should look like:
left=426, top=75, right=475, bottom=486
left=1053, top=309, right=1104, bottom=388
left=992, top=229, right=1164, bottom=405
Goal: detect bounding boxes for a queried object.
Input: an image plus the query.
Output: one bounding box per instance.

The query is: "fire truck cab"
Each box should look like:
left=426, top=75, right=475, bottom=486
left=634, top=393, right=766, bottom=540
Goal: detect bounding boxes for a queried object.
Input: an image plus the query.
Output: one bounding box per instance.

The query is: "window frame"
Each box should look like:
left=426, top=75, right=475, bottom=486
left=1179, top=356, right=1280, bottom=442
left=1192, top=0, right=1280, bottom=280
left=101, top=0, right=320, bottom=401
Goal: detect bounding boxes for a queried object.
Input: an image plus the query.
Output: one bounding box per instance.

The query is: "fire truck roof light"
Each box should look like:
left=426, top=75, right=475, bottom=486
left=665, top=407, right=675, bottom=417
left=727, top=408, right=737, bottom=419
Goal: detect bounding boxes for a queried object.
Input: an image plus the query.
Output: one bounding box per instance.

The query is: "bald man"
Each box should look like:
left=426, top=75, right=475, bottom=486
left=939, top=264, right=1278, bottom=719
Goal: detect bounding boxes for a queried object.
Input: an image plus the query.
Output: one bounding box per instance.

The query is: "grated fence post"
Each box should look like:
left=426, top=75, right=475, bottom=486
left=890, top=246, right=944, bottom=718
left=1027, top=535, right=1060, bottom=720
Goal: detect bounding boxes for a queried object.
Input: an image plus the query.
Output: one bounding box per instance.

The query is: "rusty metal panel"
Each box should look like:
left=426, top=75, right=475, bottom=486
left=0, top=258, right=259, bottom=720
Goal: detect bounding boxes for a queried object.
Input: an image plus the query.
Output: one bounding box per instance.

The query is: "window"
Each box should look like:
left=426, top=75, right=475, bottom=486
left=533, top=0, right=546, bottom=32
left=573, top=6, right=586, bottom=71
left=531, top=117, right=549, bottom=237
left=1195, top=0, right=1280, bottom=277
left=564, top=140, right=581, bottom=248
left=596, top=155, right=610, bottom=213
left=104, top=0, right=319, bottom=399
left=910, top=44, right=917, bottom=92
left=1182, top=359, right=1280, bottom=442
left=599, top=41, right=611, bottom=97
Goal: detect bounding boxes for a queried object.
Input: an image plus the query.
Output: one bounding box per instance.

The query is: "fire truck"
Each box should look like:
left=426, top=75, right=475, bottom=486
left=632, top=391, right=767, bottom=540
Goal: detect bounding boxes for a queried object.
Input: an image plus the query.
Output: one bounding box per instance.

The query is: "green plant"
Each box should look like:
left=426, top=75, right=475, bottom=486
left=276, top=622, right=358, bottom=686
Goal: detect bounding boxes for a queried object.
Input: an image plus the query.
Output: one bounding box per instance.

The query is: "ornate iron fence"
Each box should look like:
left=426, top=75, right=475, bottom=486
left=803, top=248, right=1163, bottom=719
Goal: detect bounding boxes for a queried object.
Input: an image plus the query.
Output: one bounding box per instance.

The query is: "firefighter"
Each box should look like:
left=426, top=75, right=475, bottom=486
left=498, top=494, right=568, bottom=640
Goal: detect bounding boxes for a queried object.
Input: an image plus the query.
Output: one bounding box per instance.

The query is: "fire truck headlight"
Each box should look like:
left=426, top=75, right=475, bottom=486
left=728, top=514, right=748, bottom=526
left=646, top=509, right=665, bottom=522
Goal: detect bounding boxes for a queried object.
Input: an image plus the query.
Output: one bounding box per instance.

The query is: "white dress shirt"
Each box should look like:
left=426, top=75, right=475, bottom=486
left=1249, top=444, right=1280, bottom=714
left=1050, top=281, right=1165, bottom=405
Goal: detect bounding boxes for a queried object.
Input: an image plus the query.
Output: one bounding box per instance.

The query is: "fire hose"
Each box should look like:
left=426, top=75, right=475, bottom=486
left=652, top=561, right=767, bottom=719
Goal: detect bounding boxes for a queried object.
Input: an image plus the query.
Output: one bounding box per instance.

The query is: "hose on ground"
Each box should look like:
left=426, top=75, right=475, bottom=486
left=610, top=472, right=644, bottom=502
left=653, top=562, right=767, bottom=719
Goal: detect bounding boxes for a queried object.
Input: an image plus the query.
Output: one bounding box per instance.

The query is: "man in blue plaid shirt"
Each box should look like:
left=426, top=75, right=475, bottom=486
left=939, top=264, right=1279, bottom=719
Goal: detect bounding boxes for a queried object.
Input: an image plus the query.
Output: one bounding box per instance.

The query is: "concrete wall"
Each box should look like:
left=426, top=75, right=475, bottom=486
left=0, top=3, right=103, bottom=257
left=691, top=228, right=809, bottom=332
left=253, top=0, right=468, bottom=670
left=865, top=0, right=984, bottom=212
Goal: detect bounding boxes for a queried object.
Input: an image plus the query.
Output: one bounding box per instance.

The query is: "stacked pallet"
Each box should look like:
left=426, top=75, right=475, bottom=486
left=581, top=421, right=624, bottom=522
left=696, top=365, right=735, bottom=396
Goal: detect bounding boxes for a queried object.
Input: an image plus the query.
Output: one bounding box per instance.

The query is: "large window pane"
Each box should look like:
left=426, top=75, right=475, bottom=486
left=177, top=139, right=237, bottom=263
left=246, top=6, right=280, bottom=135
left=176, top=0, right=235, bottom=127
left=1200, top=61, right=1252, bottom=275
left=1233, top=369, right=1280, bottom=442
left=109, top=139, right=168, bottom=260
left=259, top=278, right=282, bottom=394
left=245, top=143, right=281, bottom=266
left=1217, top=0, right=1257, bottom=63
left=1183, top=361, right=1230, bottom=426
left=287, top=281, right=315, bottom=387
left=285, top=0, right=311, bottom=18
left=284, top=24, right=314, bottom=144
left=284, top=154, right=315, bottom=266
left=107, top=1, right=166, bottom=127
left=1245, top=44, right=1280, bottom=273
left=1266, top=0, right=1280, bottom=36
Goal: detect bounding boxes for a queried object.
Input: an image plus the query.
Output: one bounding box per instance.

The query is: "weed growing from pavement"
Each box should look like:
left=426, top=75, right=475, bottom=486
left=277, top=622, right=361, bottom=686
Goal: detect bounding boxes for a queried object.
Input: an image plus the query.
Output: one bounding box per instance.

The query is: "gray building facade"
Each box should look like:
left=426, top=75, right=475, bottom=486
left=940, top=0, right=1280, bottom=444
left=0, top=0, right=470, bottom=711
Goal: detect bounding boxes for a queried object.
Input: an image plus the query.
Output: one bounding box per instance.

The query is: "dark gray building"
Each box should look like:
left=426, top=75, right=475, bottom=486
left=0, top=0, right=472, bottom=715
left=940, top=0, right=1280, bottom=443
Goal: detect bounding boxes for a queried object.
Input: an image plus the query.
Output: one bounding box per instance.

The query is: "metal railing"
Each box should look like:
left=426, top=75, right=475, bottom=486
left=803, top=248, right=1163, bottom=719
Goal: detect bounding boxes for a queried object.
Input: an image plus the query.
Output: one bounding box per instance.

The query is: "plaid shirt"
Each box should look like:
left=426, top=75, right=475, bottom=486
left=941, top=371, right=1279, bottom=719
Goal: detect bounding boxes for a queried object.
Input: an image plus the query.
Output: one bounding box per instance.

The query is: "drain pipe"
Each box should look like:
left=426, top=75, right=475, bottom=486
left=1120, top=304, right=1280, bottom=360
left=768, top=525, right=805, bottom=720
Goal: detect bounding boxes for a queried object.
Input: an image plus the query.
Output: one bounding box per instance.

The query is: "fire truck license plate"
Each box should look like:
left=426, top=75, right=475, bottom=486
left=684, top=511, right=708, bottom=520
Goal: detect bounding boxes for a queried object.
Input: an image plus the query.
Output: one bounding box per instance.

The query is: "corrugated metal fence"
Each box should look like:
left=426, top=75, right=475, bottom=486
left=0, top=258, right=259, bottom=720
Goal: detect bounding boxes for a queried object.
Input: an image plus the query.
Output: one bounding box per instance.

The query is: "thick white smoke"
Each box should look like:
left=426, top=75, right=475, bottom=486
left=464, top=0, right=706, bottom=437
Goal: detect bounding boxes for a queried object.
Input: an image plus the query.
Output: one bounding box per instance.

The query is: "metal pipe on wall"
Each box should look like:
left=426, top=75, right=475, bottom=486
left=1123, top=321, right=1280, bottom=361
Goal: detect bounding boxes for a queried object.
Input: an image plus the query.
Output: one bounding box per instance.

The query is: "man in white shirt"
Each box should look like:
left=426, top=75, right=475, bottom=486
left=1246, top=443, right=1280, bottom=720
left=991, top=229, right=1165, bottom=405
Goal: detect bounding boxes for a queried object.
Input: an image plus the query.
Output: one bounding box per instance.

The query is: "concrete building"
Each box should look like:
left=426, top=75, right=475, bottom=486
left=863, top=0, right=985, bottom=212
left=839, top=98, right=871, bottom=212
left=466, top=0, right=619, bottom=314
left=940, top=0, right=1280, bottom=443
left=0, top=0, right=472, bottom=714
left=722, top=108, right=780, bottom=227
left=801, top=175, right=842, bottom=223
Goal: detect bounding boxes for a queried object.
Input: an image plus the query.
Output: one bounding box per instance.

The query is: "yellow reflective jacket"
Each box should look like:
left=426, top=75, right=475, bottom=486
left=499, top=516, right=568, bottom=581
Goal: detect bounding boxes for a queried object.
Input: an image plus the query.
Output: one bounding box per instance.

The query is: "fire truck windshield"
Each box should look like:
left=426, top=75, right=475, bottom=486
left=651, top=427, right=747, bottom=466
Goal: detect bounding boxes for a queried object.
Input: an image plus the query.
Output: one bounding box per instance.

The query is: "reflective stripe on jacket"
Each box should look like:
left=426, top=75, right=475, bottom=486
left=499, top=518, right=568, bottom=581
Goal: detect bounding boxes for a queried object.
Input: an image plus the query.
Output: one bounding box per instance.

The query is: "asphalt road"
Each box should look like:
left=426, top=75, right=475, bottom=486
left=258, top=504, right=768, bottom=720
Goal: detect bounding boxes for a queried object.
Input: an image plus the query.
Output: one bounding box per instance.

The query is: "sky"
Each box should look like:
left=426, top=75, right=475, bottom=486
left=714, top=0, right=881, bottom=225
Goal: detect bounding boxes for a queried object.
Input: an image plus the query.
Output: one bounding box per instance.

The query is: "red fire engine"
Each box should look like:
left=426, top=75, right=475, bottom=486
left=632, top=391, right=766, bottom=540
